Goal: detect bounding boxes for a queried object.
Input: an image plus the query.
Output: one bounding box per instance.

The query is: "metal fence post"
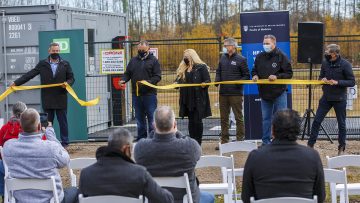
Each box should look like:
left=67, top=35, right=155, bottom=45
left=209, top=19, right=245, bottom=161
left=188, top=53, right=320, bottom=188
left=217, top=36, right=222, bottom=61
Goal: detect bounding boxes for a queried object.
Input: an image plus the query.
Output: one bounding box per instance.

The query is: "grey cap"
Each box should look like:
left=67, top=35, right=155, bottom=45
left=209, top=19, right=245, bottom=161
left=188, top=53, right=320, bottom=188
left=326, top=44, right=340, bottom=54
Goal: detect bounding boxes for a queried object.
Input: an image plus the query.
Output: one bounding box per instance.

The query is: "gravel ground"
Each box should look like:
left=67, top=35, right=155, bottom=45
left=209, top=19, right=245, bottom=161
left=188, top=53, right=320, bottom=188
left=62, top=140, right=360, bottom=203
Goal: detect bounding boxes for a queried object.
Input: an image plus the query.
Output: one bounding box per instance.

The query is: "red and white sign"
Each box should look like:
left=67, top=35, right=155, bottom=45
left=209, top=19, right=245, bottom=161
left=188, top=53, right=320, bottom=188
left=101, top=49, right=126, bottom=74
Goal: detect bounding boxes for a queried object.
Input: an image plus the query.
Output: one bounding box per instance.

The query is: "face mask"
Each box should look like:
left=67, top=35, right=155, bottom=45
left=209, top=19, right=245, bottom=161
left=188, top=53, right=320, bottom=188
left=222, top=47, right=228, bottom=54
left=183, top=58, right=190, bottom=65
left=138, top=50, right=147, bottom=57
left=263, top=45, right=272, bottom=53
left=50, top=53, right=59, bottom=60
left=325, top=54, right=332, bottom=61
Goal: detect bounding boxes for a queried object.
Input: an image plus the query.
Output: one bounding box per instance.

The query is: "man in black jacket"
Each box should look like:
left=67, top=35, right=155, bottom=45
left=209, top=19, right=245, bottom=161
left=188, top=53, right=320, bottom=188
left=79, top=128, right=174, bottom=203
left=252, top=34, right=292, bottom=145
left=215, top=37, right=250, bottom=145
left=241, top=109, right=325, bottom=203
left=308, top=44, right=355, bottom=155
left=119, top=40, right=161, bottom=140
left=11, top=43, right=74, bottom=147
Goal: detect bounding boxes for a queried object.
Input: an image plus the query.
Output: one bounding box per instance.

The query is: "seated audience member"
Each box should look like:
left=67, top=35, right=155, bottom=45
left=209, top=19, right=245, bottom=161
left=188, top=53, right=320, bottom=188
left=135, top=106, right=215, bottom=203
left=0, top=101, right=27, bottom=200
left=0, top=101, right=27, bottom=146
left=3, top=108, right=78, bottom=203
left=241, top=109, right=325, bottom=203
left=79, top=128, right=174, bottom=203
left=0, top=101, right=47, bottom=146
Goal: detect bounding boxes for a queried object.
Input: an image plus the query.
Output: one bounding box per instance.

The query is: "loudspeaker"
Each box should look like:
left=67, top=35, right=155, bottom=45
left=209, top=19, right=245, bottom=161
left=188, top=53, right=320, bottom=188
left=297, top=22, right=324, bottom=64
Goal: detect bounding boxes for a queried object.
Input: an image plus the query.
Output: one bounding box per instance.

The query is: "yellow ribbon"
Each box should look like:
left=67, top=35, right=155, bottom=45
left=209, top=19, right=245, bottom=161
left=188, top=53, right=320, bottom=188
left=137, top=79, right=325, bottom=96
left=1, top=83, right=99, bottom=106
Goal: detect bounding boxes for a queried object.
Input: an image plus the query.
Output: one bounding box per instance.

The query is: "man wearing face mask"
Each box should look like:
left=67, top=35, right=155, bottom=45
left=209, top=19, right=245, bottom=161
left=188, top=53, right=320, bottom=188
left=308, top=44, right=355, bottom=155
left=11, top=43, right=75, bottom=147
left=215, top=37, right=250, bottom=149
left=119, top=40, right=161, bottom=141
left=252, top=34, right=293, bottom=145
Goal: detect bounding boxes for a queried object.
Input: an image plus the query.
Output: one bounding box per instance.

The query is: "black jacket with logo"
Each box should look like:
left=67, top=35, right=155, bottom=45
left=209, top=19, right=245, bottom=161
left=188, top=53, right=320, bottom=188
left=122, top=53, right=161, bottom=95
left=215, top=52, right=250, bottom=95
left=252, top=47, right=293, bottom=101
left=319, top=56, right=355, bottom=101
left=14, top=57, right=75, bottom=109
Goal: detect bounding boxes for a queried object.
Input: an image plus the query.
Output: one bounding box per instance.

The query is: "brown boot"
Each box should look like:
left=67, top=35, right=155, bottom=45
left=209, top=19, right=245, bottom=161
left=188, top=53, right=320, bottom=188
left=338, top=145, right=346, bottom=156
left=216, top=139, right=229, bottom=150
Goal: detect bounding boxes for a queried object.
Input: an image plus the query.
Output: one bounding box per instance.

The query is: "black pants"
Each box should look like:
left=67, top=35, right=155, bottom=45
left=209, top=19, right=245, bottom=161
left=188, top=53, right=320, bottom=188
left=308, top=96, right=347, bottom=149
left=188, top=110, right=203, bottom=145
left=45, top=109, right=69, bottom=146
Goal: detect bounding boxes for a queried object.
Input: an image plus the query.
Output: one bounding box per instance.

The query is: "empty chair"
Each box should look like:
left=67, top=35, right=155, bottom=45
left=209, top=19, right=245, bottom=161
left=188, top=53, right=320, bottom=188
left=153, top=173, right=193, bottom=203
left=219, top=141, right=258, bottom=155
left=68, top=158, right=96, bottom=187
left=78, top=194, right=142, bottom=203
left=196, top=155, right=236, bottom=203
left=219, top=141, right=258, bottom=201
left=324, top=168, right=349, bottom=203
left=250, top=195, right=317, bottom=203
left=5, top=176, right=59, bottom=203
left=219, top=141, right=258, bottom=177
left=326, top=155, right=360, bottom=202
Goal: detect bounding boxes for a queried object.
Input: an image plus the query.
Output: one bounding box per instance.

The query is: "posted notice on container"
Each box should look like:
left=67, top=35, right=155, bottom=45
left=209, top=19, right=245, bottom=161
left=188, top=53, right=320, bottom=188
left=101, top=49, right=125, bottom=74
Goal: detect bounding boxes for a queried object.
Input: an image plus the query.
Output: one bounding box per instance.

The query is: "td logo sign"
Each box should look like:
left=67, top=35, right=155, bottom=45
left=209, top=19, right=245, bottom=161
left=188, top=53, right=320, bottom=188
left=53, top=38, right=70, bottom=53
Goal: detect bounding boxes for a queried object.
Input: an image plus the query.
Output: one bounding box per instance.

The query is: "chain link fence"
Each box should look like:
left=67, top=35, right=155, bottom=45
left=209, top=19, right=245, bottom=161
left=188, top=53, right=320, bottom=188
left=87, top=35, right=360, bottom=140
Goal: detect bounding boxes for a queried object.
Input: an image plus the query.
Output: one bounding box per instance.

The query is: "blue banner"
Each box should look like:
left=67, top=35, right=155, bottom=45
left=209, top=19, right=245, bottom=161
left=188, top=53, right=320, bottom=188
left=240, top=11, right=292, bottom=139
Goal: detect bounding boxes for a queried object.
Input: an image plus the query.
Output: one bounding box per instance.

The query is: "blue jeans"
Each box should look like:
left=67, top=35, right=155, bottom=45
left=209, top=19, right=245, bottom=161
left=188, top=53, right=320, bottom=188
left=132, top=95, right=157, bottom=140
left=261, top=91, right=288, bottom=144
left=62, top=187, right=79, bottom=203
left=0, top=161, right=4, bottom=195
left=200, top=191, right=215, bottom=203
left=308, top=96, right=347, bottom=149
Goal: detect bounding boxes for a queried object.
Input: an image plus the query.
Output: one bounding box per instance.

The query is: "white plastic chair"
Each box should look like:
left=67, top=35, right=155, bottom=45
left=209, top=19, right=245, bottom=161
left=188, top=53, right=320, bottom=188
left=79, top=194, right=142, bottom=203
left=250, top=195, right=317, bottom=203
left=219, top=141, right=257, bottom=201
left=153, top=173, right=193, bottom=203
left=68, top=158, right=96, bottom=187
left=5, top=176, right=59, bottom=203
left=1, top=146, right=9, bottom=203
left=324, top=168, right=349, bottom=203
left=219, top=141, right=258, bottom=177
left=326, top=155, right=360, bottom=202
left=196, top=155, right=236, bottom=203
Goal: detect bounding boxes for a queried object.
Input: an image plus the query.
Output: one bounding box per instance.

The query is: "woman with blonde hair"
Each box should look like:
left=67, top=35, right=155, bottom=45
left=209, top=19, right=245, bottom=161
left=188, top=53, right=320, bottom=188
left=176, top=49, right=212, bottom=145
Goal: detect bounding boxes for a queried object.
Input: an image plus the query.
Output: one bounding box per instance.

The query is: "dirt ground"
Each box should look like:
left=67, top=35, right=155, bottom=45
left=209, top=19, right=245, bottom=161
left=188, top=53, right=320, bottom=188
left=62, top=140, right=360, bottom=203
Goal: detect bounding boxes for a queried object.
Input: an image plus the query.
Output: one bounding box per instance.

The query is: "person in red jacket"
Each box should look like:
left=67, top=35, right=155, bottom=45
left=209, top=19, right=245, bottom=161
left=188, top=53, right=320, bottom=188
left=0, top=101, right=27, bottom=146
left=0, top=101, right=27, bottom=201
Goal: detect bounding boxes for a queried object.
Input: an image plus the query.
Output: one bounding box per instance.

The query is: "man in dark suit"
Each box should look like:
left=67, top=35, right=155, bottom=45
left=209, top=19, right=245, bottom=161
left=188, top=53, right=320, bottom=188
left=11, top=42, right=75, bottom=147
left=241, top=109, right=325, bottom=203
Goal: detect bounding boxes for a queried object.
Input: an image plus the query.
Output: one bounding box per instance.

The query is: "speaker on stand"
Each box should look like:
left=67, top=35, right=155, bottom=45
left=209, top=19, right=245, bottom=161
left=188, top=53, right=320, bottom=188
left=297, top=22, right=333, bottom=143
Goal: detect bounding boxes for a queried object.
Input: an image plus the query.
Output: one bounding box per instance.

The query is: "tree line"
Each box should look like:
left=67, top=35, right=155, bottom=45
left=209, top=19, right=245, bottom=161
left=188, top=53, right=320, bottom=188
left=1, top=0, right=359, bottom=39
